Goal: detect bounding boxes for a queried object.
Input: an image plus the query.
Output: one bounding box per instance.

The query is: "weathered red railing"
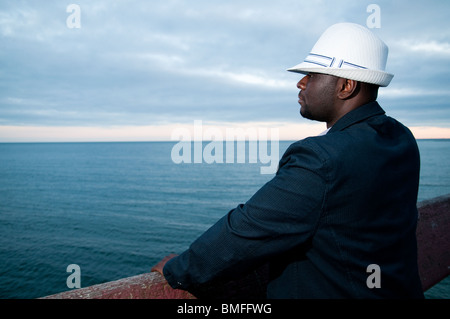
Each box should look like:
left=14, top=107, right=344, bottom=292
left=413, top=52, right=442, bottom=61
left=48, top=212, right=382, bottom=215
left=42, top=194, right=450, bottom=299
left=416, top=194, right=450, bottom=291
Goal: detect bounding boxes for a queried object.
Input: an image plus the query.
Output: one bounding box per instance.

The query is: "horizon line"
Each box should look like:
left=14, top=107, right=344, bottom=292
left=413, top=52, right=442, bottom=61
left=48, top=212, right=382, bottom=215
left=1, top=123, right=450, bottom=142
left=1, top=138, right=449, bottom=144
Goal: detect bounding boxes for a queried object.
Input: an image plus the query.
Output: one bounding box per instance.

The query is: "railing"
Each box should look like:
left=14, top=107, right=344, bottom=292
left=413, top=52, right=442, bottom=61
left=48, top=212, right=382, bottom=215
left=42, top=194, right=450, bottom=299
left=416, top=194, right=450, bottom=291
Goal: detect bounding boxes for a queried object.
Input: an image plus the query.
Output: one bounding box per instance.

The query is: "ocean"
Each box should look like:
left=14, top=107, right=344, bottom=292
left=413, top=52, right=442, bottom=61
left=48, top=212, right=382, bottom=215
left=0, top=140, right=449, bottom=299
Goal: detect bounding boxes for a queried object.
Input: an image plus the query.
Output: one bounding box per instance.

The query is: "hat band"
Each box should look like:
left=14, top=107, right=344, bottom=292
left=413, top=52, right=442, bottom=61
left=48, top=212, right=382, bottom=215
left=304, top=53, right=367, bottom=70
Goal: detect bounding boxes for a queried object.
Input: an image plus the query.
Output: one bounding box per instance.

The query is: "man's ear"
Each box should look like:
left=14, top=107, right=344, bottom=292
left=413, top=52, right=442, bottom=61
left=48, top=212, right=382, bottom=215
left=336, top=78, right=359, bottom=100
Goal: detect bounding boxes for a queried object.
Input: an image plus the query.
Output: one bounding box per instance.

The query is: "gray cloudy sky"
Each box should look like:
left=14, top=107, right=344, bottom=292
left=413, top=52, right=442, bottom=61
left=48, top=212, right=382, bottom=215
left=1, top=0, right=450, bottom=141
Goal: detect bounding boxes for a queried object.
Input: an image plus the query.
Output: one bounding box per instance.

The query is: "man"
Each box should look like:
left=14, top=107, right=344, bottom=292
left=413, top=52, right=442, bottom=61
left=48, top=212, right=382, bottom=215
left=152, top=23, right=424, bottom=298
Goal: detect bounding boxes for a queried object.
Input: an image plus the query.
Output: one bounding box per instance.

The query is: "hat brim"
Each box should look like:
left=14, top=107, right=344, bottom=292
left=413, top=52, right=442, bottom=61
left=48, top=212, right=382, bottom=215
left=287, top=62, right=394, bottom=87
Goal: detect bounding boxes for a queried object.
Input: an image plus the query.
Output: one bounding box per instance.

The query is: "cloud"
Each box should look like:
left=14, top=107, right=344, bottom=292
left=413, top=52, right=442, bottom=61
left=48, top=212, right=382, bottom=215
left=381, top=88, right=450, bottom=98
left=410, top=126, right=450, bottom=139
left=397, top=39, right=450, bottom=57
left=0, top=0, right=449, bottom=141
left=409, top=40, right=450, bottom=56
left=2, top=122, right=449, bottom=143
left=0, top=121, right=323, bottom=143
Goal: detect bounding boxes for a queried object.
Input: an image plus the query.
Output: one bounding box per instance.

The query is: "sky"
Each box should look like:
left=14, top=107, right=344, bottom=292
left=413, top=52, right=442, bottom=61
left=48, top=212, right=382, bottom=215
left=1, top=0, right=450, bottom=142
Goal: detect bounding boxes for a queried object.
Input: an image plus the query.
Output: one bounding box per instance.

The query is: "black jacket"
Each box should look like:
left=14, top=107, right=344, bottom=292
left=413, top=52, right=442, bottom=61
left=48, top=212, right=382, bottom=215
left=164, top=101, right=424, bottom=298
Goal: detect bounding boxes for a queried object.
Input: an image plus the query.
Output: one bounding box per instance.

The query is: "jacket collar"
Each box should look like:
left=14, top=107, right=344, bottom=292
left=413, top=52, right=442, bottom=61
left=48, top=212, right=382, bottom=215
left=328, top=101, right=385, bottom=134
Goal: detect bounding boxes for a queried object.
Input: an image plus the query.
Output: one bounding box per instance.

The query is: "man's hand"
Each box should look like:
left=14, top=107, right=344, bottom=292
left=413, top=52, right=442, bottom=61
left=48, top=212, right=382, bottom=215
left=151, top=254, right=178, bottom=276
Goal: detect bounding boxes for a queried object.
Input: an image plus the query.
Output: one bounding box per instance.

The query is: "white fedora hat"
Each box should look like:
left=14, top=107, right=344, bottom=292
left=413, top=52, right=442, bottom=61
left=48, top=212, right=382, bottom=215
left=287, top=23, right=394, bottom=87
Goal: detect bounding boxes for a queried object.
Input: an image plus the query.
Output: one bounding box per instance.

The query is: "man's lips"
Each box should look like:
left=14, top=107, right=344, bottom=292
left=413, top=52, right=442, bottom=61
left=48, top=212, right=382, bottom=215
left=298, top=91, right=304, bottom=104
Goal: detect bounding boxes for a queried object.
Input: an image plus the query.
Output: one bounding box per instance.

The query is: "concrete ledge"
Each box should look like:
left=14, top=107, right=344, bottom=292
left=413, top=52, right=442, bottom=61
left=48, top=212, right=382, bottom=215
left=416, top=193, right=450, bottom=291
left=42, top=272, right=195, bottom=299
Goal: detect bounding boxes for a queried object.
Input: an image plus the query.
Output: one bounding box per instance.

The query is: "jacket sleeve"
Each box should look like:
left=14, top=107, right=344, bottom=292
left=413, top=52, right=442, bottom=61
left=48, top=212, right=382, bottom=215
left=163, top=140, right=328, bottom=290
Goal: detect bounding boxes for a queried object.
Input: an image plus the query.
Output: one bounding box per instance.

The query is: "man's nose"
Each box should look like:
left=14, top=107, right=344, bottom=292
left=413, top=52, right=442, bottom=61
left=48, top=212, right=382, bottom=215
left=297, top=75, right=308, bottom=90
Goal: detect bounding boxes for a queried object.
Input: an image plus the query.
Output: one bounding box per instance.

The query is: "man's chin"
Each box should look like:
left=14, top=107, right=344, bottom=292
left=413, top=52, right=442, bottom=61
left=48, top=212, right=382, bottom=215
left=299, top=107, right=310, bottom=119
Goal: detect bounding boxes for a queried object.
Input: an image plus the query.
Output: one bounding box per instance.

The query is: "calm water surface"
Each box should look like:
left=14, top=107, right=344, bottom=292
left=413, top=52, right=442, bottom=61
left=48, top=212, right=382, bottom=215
left=0, top=140, right=449, bottom=298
